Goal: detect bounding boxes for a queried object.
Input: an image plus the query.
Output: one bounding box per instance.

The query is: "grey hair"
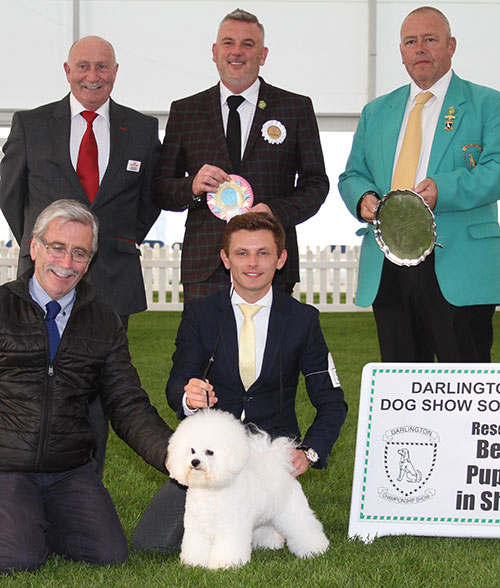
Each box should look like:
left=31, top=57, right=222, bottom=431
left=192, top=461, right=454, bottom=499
left=219, top=8, right=265, bottom=40
left=32, top=199, right=99, bottom=255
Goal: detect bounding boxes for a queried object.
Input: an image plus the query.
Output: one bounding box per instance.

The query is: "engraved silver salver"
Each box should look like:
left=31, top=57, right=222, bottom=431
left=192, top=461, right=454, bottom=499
left=374, top=189, right=437, bottom=267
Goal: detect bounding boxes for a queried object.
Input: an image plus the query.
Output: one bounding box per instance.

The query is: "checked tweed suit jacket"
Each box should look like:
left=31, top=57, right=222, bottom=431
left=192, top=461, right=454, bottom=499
left=152, top=78, right=329, bottom=285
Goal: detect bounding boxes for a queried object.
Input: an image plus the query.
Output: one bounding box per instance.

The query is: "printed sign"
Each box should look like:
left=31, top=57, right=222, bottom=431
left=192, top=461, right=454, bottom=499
left=349, top=363, right=500, bottom=542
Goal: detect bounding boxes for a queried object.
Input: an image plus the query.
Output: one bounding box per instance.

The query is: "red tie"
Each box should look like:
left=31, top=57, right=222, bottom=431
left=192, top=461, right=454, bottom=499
left=77, top=111, right=99, bottom=202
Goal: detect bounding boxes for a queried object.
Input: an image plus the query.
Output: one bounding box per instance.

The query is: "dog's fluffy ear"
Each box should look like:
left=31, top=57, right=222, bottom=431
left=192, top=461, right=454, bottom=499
left=165, top=413, right=205, bottom=484
left=165, top=422, right=191, bottom=485
left=166, top=410, right=250, bottom=487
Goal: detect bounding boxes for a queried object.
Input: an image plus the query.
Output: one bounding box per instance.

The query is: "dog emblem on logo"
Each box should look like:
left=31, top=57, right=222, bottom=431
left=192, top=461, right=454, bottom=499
left=379, top=425, right=439, bottom=504
left=396, top=448, right=422, bottom=483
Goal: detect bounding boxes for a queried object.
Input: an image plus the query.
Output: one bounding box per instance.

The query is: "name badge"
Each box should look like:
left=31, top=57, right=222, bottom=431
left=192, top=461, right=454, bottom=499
left=127, top=160, right=141, bottom=173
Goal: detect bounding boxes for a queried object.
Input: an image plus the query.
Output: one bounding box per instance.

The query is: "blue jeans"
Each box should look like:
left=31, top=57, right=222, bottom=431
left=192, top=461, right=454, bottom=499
left=0, top=462, right=128, bottom=574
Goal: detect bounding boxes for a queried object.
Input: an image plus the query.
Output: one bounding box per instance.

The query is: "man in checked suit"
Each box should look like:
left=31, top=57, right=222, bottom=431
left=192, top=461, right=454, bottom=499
left=0, top=36, right=161, bottom=476
left=153, top=8, right=329, bottom=301
left=339, top=6, right=500, bottom=362
left=131, top=212, right=347, bottom=553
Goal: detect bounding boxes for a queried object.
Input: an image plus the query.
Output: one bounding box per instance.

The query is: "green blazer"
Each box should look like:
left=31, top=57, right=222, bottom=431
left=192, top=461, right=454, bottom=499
left=339, top=72, right=500, bottom=307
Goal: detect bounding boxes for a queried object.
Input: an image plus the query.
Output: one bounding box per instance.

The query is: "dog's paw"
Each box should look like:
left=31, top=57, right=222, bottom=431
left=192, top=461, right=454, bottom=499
left=207, top=554, right=250, bottom=569
left=288, top=532, right=329, bottom=558
left=180, top=550, right=211, bottom=568
left=252, top=526, right=285, bottom=550
left=207, top=540, right=252, bottom=569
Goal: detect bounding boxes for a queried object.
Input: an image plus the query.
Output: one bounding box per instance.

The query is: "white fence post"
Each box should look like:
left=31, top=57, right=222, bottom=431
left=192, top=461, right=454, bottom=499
left=0, top=242, right=20, bottom=284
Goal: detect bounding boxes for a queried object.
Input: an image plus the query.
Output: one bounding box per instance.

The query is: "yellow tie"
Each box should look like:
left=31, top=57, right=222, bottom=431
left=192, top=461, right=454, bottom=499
left=238, top=304, right=263, bottom=391
left=391, top=92, right=434, bottom=190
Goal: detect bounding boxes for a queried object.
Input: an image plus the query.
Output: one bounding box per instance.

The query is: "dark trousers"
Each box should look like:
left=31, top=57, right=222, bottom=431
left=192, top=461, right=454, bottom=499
left=373, top=254, right=496, bottom=362
left=0, top=462, right=128, bottom=575
left=132, top=478, right=186, bottom=553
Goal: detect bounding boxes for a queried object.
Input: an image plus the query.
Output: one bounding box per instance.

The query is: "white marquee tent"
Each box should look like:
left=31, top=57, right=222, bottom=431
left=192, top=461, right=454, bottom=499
left=0, top=0, right=498, bottom=246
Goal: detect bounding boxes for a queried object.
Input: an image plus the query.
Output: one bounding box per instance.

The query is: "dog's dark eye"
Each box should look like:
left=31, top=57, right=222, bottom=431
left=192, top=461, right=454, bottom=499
left=191, top=448, right=195, bottom=454
left=205, top=449, right=214, bottom=456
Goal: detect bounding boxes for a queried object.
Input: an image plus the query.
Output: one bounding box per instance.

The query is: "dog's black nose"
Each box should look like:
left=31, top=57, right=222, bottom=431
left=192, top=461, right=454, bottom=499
left=191, top=459, right=201, bottom=468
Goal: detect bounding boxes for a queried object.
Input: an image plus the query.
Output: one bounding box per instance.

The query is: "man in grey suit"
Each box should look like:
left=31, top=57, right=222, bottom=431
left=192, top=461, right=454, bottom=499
left=0, top=36, right=161, bottom=476
left=0, top=35, right=160, bottom=326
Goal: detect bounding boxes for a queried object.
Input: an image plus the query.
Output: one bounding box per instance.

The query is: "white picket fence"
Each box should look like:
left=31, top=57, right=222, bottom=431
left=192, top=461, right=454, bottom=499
left=0, top=242, right=368, bottom=312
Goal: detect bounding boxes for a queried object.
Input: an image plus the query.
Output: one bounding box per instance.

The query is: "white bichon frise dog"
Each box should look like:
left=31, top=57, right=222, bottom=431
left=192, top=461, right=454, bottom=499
left=166, top=409, right=329, bottom=569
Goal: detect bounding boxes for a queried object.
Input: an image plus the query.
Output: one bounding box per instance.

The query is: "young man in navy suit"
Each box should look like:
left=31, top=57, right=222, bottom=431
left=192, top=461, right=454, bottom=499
left=132, top=212, right=347, bottom=553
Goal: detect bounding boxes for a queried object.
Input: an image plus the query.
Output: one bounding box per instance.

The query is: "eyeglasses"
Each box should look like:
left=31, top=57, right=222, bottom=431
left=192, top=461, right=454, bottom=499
left=40, top=238, right=92, bottom=263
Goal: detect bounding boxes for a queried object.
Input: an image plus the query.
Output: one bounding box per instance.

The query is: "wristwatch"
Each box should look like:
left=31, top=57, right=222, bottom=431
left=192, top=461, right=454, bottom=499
left=297, top=445, right=319, bottom=467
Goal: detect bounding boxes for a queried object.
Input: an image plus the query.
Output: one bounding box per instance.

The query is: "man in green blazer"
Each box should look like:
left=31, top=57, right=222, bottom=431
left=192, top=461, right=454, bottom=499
left=339, top=6, right=500, bottom=362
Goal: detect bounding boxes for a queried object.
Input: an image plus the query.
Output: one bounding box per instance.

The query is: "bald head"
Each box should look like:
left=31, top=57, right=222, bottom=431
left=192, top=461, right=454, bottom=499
left=400, top=6, right=456, bottom=90
left=401, top=6, right=452, bottom=40
left=64, top=36, right=118, bottom=111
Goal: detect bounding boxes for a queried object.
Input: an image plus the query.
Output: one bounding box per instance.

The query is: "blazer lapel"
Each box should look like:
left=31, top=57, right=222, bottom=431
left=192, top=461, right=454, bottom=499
left=241, top=77, right=270, bottom=169
left=252, top=294, right=288, bottom=390
left=214, top=290, right=240, bottom=381
left=427, top=73, right=467, bottom=175
left=206, top=84, right=232, bottom=169
left=50, top=96, right=88, bottom=201
left=95, top=99, right=129, bottom=205
left=382, top=86, right=410, bottom=189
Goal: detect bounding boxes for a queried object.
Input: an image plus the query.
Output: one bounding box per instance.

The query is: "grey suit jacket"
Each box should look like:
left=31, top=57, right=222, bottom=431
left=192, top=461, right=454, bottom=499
left=0, top=94, right=161, bottom=315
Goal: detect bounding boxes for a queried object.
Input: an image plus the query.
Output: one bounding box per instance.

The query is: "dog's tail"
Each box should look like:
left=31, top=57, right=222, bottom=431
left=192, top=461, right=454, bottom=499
left=246, top=430, right=296, bottom=477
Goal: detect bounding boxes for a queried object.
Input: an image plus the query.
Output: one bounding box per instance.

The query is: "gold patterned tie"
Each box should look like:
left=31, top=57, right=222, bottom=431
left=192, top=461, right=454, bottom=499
left=238, top=304, right=263, bottom=391
left=391, top=92, right=433, bottom=190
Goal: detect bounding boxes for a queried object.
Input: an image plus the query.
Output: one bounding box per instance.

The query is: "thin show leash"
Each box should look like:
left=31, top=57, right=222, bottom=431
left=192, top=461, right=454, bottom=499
left=200, top=286, right=235, bottom=408
left=200, top=285, right=287, bottom=435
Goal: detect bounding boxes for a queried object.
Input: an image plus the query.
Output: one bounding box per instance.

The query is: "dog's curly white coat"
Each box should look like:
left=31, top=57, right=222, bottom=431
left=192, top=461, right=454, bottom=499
left=166, top=409, right=329, bottom=569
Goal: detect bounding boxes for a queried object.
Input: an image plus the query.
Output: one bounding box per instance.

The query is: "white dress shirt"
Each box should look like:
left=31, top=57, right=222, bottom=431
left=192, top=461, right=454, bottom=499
left=182, top=286, right=273, bottom=416
left=219, top=78, right=261, bottom=159
left=392, top=68, right=453, bottom=187
left=231, top=287, right=273, bottom=378
left=69, top=93, right=111, bottom=184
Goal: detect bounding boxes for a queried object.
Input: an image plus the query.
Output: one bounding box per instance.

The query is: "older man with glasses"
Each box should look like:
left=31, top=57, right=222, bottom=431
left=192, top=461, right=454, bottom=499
left=0, top=199, right=173, bottom=575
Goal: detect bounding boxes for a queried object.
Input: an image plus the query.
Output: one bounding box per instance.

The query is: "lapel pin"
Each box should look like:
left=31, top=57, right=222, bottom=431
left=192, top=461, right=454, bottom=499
left=444, top=106, right=456, bottom=131
left=258, top=100, right=267, bottom=110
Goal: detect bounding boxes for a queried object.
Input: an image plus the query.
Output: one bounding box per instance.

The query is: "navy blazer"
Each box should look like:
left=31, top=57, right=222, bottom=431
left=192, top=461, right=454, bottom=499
left=0, top=95, right=161, bottom=315
left=166, top=288, right=347, bottom=468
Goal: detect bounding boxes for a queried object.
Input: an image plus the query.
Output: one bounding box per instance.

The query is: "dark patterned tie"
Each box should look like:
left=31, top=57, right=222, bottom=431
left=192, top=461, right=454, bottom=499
left=77, top=110, right=99, bottom=202
left=226, top=95, right=245, bottom=172
left=45, top=300, right=61, bottom=363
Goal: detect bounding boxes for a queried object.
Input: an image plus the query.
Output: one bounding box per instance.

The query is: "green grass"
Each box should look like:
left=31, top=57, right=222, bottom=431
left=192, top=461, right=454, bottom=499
left=4, top=311, right=500, bottom=587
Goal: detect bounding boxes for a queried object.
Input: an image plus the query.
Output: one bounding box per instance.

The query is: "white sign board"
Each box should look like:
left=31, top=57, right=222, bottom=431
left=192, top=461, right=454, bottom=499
left=349, top=363, right=500, bottom=542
